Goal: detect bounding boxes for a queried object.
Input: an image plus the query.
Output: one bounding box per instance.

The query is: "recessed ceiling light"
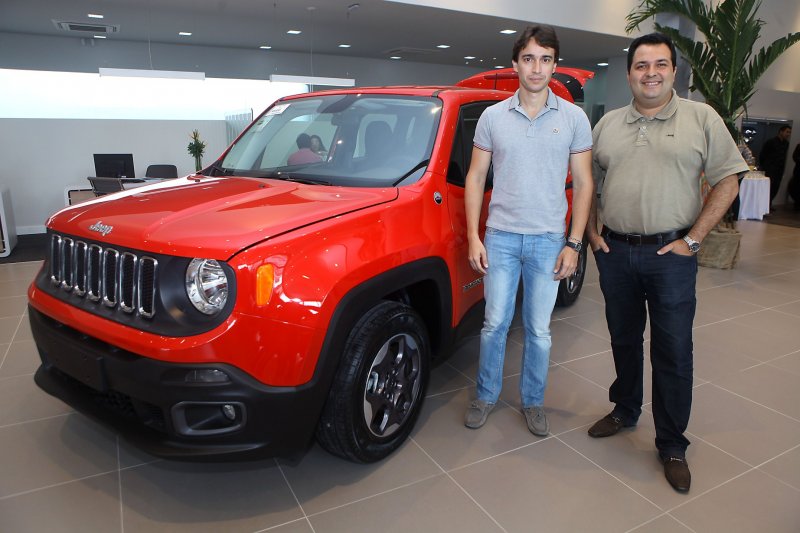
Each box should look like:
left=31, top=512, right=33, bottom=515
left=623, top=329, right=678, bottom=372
left=287, top=30, right=302, bottom=35
left=93, top=35, right=107, bottom=39
left=437, top=44, right=450, bottom=49
left=495, top=65, right=505, bottom=69
left=179, top=32, right=192, bottom=36
left=623, top=47, right=630, bottom=52
left=390, top=56, right=401, bottom=60
left=597, top=62, right=609, bottom=66
left=559, top=58, right=564, bottom=61
left=87, top=13, right=104, bottom=19
left=259, top=45, right=272, bottom=50
left=464, top=55, right=476, bottom=60
left=500, top=29, right=517, bottom=35
left=338, top=44, right=351, bottom=48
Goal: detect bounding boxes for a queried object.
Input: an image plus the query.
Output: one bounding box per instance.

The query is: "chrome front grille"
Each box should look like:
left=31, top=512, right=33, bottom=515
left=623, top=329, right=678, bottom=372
left=49, top=234, right=158, bottom=318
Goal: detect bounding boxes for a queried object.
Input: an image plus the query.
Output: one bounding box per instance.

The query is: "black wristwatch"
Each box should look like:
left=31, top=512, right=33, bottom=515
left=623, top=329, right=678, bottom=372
left=565, top=239, right=583, bottom=253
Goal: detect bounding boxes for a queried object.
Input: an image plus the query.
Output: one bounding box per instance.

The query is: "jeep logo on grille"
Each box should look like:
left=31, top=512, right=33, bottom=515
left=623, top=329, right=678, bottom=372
left=88, top=221, right=113, bottom=236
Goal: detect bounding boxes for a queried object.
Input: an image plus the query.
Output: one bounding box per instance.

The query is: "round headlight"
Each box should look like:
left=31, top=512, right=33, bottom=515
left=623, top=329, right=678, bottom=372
left=185, top=259, right=229, bottom=315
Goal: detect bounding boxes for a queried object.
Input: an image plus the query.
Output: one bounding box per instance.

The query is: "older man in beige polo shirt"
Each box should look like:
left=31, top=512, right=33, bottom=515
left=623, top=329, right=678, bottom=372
left=585, top=32, right=748, bottom=494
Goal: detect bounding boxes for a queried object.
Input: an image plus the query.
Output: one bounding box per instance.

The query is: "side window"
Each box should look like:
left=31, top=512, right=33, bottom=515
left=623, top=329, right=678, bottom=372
left=447, top=102, right=495, bottom=189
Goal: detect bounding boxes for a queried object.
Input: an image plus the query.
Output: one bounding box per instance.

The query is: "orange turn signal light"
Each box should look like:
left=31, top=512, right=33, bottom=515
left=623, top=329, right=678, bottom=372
left=256, top=264, right=275, bottom=306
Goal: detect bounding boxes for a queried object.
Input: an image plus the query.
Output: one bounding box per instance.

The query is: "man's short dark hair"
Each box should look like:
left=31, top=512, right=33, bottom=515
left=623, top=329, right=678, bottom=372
left=778, top=125, right=792, bottom=134
left=627, top=32, right=677, bottom=72
left=512, top=25, right=560, bottom=63
left=296, top=133, right=311, bottom=149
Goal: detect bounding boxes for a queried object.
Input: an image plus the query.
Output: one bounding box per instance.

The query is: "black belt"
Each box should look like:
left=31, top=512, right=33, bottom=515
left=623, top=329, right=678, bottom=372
left=602, top=226, right=688, bottom=246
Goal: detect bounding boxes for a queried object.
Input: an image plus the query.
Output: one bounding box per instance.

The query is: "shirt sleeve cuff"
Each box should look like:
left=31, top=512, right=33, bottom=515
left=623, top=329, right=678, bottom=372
left=569, top=146, right=592, bottom=154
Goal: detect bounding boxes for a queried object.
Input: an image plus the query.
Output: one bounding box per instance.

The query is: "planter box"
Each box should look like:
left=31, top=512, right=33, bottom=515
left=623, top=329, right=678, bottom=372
left=698, top=227, right=741, bottom=269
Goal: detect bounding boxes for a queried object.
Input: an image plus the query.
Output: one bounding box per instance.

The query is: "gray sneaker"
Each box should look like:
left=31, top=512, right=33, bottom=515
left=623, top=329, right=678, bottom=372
left=465, top=400, right=495, bottom=429
left=522, top=406, right=549, bottom=436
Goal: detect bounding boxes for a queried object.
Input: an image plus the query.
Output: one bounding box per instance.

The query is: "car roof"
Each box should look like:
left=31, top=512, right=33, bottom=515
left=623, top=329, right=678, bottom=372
left=278, top=67, right=594, bottom=105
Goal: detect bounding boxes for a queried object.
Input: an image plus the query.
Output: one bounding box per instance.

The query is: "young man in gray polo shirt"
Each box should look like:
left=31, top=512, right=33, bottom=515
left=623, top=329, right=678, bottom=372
left=587, top=33, right=748, bottom=493
left=464, top=25, right=593, bottom=435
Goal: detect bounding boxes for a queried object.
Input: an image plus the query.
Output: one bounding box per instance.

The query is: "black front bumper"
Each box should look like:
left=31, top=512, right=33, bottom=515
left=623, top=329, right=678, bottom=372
left=29, top=306, right=325, bottom=460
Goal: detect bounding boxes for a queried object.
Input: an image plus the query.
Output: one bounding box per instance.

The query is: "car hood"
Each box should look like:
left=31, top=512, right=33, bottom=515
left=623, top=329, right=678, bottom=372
left=48, top=176, right=398, bottom=259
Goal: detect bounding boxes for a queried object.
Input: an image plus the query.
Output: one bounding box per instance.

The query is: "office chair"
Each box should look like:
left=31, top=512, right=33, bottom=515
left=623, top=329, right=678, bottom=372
left=88, top=176, right=125, bottom=197
left=145, top=164, right=178, bottom=179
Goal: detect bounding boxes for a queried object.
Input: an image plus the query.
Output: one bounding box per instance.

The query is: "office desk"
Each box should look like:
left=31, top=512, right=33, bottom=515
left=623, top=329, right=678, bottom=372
left=121, top=177, right=153, bottom=190
left=738, top=172, right=770, bottom=220
left=85, top=177, right=168, bottom=196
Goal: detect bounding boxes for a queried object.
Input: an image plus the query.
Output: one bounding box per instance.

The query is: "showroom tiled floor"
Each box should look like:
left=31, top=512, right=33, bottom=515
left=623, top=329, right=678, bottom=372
left=1, top=219, right=799, bottom=532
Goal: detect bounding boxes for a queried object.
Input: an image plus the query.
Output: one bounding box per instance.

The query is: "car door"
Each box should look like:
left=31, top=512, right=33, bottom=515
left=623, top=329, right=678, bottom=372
left=445, top=101, right=495, bottom=323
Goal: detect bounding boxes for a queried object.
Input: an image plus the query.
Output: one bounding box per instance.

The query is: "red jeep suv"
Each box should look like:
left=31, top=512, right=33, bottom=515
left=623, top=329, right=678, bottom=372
left=29, top=68, right=592, bottom=462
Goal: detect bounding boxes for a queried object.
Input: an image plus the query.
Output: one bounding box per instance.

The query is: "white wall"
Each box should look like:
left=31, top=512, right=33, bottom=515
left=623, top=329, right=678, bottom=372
left=0, top=118, right=227, bottom=233
left=754, top=0, right=800, bottom=94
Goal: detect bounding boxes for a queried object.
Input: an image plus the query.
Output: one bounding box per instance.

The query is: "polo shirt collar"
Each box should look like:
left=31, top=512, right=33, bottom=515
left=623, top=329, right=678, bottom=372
left=625, top=89, right=679, bottom=123
left=508, top=88, right=559, bottom=113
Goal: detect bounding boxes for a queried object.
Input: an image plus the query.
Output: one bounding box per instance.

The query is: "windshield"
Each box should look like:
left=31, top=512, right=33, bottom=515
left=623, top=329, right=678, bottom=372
left=219, top=94, right=442, bottom=187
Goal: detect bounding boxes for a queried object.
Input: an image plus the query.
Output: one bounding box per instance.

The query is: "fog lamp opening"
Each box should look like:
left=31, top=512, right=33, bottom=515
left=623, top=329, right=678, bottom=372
left=184, top=369, right=231, bottom=383
left=172, top=401, right=246, bottom=436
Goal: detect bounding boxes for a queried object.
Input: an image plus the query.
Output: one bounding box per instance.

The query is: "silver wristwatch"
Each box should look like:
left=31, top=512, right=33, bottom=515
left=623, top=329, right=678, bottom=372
left=683, top=235, right=701, bottom=254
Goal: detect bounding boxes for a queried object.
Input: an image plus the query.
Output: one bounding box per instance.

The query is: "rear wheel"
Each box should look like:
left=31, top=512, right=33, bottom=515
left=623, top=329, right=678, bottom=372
left=556, top=239, right=587, bottom=307
left=316, top=301, right=430, bottom=462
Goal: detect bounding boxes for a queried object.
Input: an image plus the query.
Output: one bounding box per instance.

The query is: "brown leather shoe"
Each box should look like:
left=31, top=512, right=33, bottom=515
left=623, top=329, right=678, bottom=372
left=661, top=455, right=691, bottom=493
left=587, top=413, right=635, bottom=438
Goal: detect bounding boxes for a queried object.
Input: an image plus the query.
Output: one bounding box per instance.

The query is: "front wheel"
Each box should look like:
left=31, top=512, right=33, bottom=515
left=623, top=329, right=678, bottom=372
left=555, top=239, right=587, bottom=307
left=316, top=301, right=430, bottom=462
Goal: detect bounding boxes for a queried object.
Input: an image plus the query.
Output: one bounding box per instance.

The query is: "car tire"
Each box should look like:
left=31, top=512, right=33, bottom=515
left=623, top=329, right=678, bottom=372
left=555, top=238, right=587, bottom=307
left=316, top=300, right=430, bottom=462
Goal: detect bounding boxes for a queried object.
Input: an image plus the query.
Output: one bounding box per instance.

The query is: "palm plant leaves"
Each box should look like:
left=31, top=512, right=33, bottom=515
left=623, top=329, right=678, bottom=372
left=626, top=0, right=800, bottom=139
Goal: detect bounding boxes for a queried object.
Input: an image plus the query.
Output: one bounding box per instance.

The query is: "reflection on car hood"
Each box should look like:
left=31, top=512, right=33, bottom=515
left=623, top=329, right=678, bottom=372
left=48, top=176, right=398, bottom=259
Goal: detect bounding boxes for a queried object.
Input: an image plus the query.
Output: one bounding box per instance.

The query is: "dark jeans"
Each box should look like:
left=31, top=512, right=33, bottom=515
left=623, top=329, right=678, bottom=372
left=594, top=237, right=697, bottom=457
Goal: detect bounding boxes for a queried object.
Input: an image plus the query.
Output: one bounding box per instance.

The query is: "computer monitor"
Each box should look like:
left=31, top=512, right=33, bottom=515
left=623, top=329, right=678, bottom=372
left=93, top=153, right=135, bottom=179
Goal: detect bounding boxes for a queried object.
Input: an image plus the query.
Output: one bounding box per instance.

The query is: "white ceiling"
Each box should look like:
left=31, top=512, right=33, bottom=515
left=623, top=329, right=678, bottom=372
left=0, top=0, right=632, bottom=70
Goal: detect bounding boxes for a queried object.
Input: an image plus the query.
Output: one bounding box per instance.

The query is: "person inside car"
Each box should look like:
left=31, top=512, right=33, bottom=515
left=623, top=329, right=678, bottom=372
left=288, top=133, right=323, bottom=165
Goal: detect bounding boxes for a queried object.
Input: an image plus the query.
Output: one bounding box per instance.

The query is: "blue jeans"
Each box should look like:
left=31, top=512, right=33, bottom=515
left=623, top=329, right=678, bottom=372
left=476, top=228, right=563, bottom=407
left=594, top=236, right=697, bottom=457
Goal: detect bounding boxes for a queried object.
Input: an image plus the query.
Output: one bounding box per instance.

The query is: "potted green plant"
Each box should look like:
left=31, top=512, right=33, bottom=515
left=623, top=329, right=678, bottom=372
left=187, top=129, right=207, bottom=172
left=626, top=0, right=800, bottom=268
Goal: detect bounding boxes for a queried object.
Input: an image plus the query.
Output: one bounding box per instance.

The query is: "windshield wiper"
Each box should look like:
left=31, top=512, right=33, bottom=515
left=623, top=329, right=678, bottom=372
left=392, top=160, right=430, bottom=186
left=207, top=163, right=234, bottom=176
left=267, top=172, right=331, bottom=186
left=282, top=176, right=331, bottom=186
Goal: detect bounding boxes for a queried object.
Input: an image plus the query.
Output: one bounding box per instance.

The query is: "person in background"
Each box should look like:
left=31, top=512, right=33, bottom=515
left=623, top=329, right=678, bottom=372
left=310, top=135, right=327, bottom=158
left=789, top=143, right=800, bottom=211
left=288, top=133, right=323, bottom=166
left=759, top=125, right=791, bottom=209
left=587, top=32, right=748, bottom=494
left=463, top=25, right=593, bottom=437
